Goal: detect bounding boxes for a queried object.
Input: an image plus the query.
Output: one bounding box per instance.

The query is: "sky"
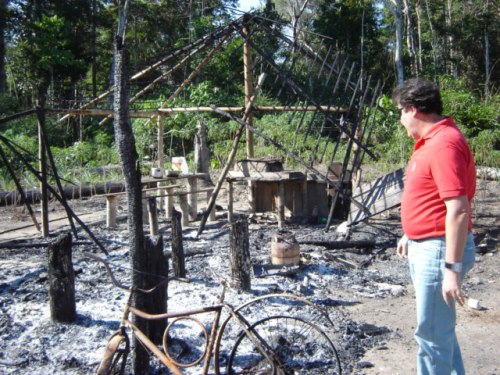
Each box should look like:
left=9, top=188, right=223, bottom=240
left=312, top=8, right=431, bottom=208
left=238, top=0, right=263, bottom=12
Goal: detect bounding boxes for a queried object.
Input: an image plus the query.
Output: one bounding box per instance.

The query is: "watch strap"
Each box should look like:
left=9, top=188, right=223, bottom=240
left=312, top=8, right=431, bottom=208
left=445, top=261, right=463, bottom=273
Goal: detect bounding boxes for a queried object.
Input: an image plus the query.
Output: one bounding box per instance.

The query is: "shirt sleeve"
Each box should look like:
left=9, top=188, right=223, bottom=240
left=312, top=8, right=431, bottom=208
left=430, top=143, right=468, bottom=200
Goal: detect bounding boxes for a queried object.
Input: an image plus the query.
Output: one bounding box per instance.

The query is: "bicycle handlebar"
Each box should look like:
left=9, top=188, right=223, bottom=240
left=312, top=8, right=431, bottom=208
left=81, top=252, right=189, bottom=294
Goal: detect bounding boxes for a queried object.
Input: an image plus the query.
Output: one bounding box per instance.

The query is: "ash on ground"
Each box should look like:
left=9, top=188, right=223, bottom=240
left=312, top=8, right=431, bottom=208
left=0, top=178, right=497, bottom=374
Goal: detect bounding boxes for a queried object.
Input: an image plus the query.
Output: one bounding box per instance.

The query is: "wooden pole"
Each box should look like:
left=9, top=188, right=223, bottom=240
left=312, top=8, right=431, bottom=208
left=196, top=73, right=266, bottom=237
left=243, top=16, right=254, bottom=158
left=38, top=111, right=49, bottom=237
left=227, top=181, right=234, bottom=223
left=278, top=181, right=285, bottom=229
left=157, top=114, right=164, bottom=170
left=157, top=114, right=164, bottom=211
left=186, top=176, right=198, bottom=221
left=242, top=16, right=258, bottom=215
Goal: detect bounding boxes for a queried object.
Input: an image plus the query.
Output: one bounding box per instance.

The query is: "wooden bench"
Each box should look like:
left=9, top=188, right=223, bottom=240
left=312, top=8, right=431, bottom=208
left=98, top=185, right=181, bottom=229
left=98, top=185, right=216, bottom=230
left=150, top=187, right=217, bottom=227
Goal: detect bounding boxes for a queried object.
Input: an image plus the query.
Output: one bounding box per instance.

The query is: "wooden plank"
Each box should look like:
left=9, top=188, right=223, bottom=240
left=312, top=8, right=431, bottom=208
left=227, top=170, right=305, bottom=181
left=349, top=168, right=405, bottom=224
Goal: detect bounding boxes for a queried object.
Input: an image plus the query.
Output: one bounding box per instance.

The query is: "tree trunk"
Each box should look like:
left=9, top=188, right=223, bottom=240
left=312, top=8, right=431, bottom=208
left=415, top=1, right=424, bottom=73
left=423, top=0, right=440, bottom=79
left=112, top=2, right=149, bottom=373
left=394, top=0, right=405, bottom=84
left=47, top=232, right=76, bottom=323
left=484, top=0, right=491, bottom=100
left=0, top=0, right=6, bottom=94
left=91, top=0, right=98, bottom=98
left=445, top=0, right=456, bottom=77
left=404, top=0, right=419, bottom=76
left=229, top=215, right=251, bottom=292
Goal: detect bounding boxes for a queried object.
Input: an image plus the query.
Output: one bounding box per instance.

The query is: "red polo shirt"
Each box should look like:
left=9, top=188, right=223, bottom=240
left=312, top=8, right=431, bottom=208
left=401, top=117, right=476, bottom=239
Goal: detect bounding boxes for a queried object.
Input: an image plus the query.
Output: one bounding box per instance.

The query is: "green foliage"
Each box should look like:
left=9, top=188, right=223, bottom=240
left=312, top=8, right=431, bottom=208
left=33, top=15, right=86, bottom=73
left=50, top=134, right=119, bottom=184
left=369, top=78, right=499, bottom=168
left=0, top=94, right=18, bottom=115
left=469, top=129, right=500, bottom=168
left=440, top=77, right=499, bottom=166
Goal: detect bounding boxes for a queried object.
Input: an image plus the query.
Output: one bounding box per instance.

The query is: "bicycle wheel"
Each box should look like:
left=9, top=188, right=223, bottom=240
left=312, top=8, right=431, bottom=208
left=96, top=331, right=130, bottom=375
left=226, top=315, right=341, bottom=375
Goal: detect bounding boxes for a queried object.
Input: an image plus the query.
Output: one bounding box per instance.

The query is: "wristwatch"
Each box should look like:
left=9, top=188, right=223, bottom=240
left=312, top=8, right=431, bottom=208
left=445, top=261, right=463, bottom=273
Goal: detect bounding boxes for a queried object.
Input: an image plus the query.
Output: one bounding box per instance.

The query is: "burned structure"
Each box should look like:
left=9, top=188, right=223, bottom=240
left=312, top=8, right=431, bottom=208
left=0, top=12, right=388, bottom=237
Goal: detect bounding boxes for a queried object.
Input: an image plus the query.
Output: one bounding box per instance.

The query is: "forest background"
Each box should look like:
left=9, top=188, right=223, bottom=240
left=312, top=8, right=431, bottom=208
left=0, top=0, right=498, bottom=190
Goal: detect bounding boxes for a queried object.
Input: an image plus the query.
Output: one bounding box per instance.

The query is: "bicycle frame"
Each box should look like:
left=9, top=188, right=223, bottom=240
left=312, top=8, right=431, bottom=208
left=91, top=253, right=342, bottom=375
left=116, top=290, right=226, bottom=375
left=103, top=289, right=286, bottom=375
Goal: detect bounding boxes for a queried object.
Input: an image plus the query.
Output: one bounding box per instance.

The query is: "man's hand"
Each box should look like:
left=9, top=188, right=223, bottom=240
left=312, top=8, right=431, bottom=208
left=397, top=234, right=408, bottom=259
left=442, top=269, right=464, bottom=306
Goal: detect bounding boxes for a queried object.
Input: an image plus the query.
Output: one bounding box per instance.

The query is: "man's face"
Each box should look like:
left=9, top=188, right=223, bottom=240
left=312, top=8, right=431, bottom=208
left=398, top=104, right=420, bottom=141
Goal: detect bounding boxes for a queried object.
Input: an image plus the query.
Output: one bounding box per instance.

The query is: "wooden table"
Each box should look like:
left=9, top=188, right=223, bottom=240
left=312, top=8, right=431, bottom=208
left=226, top=170, right=306, bottom=228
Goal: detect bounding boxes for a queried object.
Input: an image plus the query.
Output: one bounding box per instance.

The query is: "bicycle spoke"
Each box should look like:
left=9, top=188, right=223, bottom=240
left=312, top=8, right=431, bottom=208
left=226, top=315, right=341, bottom=375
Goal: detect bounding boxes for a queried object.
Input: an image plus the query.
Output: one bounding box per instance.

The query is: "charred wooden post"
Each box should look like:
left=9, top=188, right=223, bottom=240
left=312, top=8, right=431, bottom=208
left=229, top=215, right=251, bottom=291
left=47, top=232, right=76, bottom=322
left=143, top=235, right=168, bottom=344
left=147, top=197, right=159, bottom=236
left=171, top=208, right=186, bottom=278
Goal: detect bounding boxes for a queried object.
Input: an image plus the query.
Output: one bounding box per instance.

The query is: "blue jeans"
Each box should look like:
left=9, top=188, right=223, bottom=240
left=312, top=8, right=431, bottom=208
left=408, top=233, right=475, bottom=375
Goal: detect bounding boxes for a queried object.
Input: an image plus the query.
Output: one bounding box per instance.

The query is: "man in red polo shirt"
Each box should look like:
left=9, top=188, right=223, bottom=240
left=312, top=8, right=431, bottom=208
left=393, top=78, right=476, bottom=375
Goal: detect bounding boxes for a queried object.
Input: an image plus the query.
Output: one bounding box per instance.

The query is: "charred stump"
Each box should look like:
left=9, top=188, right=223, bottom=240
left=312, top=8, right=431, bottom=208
left=47, top=232, right=76, bottom=322
left=171, top=207, right=186, bottom=278
left=229, top=215, right=251, bottom=291
left=142, top=235, right=168, bottom=344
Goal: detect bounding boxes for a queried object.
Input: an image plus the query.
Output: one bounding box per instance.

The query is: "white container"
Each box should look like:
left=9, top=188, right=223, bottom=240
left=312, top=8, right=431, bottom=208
left=467, top=298, right=481, bottom=310
left=150, top=168, right=164, bottom=178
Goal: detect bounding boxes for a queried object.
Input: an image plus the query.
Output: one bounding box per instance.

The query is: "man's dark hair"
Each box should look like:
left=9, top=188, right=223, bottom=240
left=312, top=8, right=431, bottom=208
left=392, top=78, right=443, bottom=115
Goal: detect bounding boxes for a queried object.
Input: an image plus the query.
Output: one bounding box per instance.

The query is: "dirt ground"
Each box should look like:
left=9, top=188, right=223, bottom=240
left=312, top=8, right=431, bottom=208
left=349, top=178, right=500, bottom=375
left=0, top=175, right=498, bottom=374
